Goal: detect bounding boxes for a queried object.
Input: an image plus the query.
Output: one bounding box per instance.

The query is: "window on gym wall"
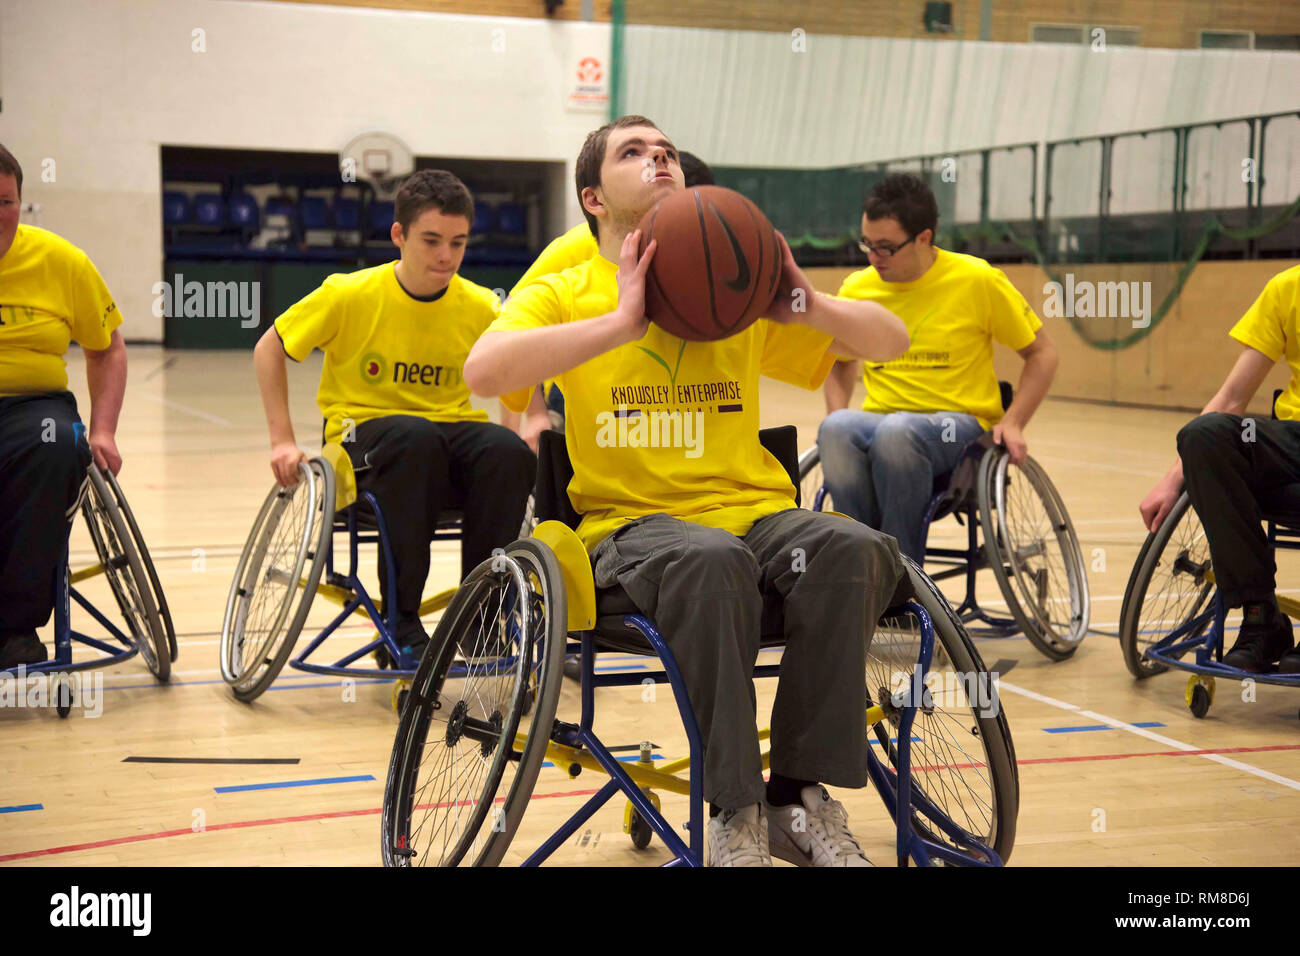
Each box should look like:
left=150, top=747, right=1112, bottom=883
left=1200, top=31, right=1300, bottom=50
left=1030, top=23, right=1139, bottom=47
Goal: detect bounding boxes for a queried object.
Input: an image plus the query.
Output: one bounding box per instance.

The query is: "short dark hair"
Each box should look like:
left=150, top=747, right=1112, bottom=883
left=394, top=169, right=474, bottom=233
left=863, top=173, right=937, bottom=238
left=680, top=151, right=714, bottom=187
left=0, top=142, right=22, bottom=198
left=575, top=114, right=661, bottom=240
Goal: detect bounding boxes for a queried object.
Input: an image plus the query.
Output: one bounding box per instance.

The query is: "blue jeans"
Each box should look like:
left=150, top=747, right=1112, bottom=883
left=817, top=410, right=985, bottom=562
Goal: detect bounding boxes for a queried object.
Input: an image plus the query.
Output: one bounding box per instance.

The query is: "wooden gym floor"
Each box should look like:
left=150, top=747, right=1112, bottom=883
left=2, top=347, right=1298, bottom=867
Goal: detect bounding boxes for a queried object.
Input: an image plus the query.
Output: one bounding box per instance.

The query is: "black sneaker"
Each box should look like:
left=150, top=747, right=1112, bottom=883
left=1279, top=644, right=1300, bottom=675
left=0, top=629, right=48, bottom=668
left=1223, top=605, right=1294, bottom=673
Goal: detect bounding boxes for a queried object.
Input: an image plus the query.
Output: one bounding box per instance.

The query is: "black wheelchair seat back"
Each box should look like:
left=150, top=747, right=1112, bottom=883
left=928, top=433, right=998, bottom=524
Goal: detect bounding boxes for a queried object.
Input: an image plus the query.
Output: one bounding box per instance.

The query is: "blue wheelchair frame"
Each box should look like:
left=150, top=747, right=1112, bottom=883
left=286, top=491, right=465, bottom=682
left=521, top=601, right=1002, bottom=868
left=1144, top=515, right=1300, bottom=689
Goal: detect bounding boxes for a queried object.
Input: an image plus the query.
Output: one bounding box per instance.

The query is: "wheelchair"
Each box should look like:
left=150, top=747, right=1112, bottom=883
left=798, top=385, right=1089, bottom=661
left=1120, top=395, right=1300, bottom=718
left=379, top=427, right=1020, bottom=867
left=3, top=463, right=176, bottom=717
left=219, top=443, right=534, bottom=706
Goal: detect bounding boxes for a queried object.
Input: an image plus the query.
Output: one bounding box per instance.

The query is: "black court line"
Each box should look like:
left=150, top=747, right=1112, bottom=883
left=606, top=743, right=660, bottom=752
left=989, top=658, right=1019, bottom=676
left=123, top=757, right=302, bottom=765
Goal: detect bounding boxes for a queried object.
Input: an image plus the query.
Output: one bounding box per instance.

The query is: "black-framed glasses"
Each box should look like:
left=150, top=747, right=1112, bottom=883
left=858, top=234, right=917, bottom=257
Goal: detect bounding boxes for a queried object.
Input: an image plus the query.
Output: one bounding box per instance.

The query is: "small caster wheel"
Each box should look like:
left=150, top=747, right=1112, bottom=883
left=628, top=809, right=652, bottom=849
left=392, top=679, right=411, bottom=715
left=374, top=644, right=391, bottom=670
left=55, top=676, right=73, bottom=718
left=1186, top=674, right=1214, bottom=719
left=622, top=789, right=661, bottom=850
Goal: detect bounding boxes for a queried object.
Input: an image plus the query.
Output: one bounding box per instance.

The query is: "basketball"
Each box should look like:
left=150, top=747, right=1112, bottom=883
left=637, top=185, right=782, bottom=342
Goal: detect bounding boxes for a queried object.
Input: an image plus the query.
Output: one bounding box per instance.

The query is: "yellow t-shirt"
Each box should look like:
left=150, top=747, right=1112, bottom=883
left=0, top=224, right=122, bottom=396
left=1230, top=264, right=1300, bottom=421
left=275, top=264, right=516, bottom=443
left=837, top=248, right=1041, bottom=429
left=510, top=223, right=599, bottom=299
left=491, top=254, right=837, bottom=551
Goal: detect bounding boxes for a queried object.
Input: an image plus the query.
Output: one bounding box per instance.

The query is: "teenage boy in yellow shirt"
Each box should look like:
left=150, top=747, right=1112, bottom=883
left=818, top=174, right=1058, bottom=562
left=465, top=116, right=909, bottom=867
left=253, top=170, right=535, bottom=665
left=0, top=143, right=128, bottom=667
left=1141, top=265, right=1300, bottom=674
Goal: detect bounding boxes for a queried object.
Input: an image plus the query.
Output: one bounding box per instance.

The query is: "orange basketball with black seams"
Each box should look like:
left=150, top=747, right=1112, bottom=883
left=637, top=185, right=782, bottom=342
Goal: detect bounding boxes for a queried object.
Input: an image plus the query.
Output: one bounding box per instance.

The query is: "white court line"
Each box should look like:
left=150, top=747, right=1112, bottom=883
left=998, top=680, right=1300, bottom=791
left=134, top=391, right=232, bottom=427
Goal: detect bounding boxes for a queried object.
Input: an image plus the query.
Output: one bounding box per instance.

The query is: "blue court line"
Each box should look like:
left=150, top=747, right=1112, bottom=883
left=593, top=664, right=649, bottom=672
left=873, top=737, right=923, bottom=746
left=1043, top=722, right=1165, bottom=734
left=543, top=754, right=665, bottom=769
left=0, top=804, right=42, bottom=814
left=215, top=774, right=376, bottom=794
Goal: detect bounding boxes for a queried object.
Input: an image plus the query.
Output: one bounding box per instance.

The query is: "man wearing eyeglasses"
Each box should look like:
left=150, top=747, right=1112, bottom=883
left=817, top=173, right=1058, bottom=561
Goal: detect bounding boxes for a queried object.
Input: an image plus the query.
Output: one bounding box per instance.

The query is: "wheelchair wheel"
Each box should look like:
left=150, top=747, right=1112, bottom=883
left=1118, top=492, right=1211, bottom=679
left=101, top=469, right=178, bottom=663
left=220, top=459, right=334, bottom=702
left=797, top=445, right=833, bottom=513
left=979, top=450, right=1089, bottom=661
left=381, top=538, right=565, bottom=867
left=868, top=557, right=1019, bottom=863
left=81, top=464, right=170, bottom=681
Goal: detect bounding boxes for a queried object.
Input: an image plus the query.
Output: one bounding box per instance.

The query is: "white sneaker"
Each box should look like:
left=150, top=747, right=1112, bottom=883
left=706, top=804, right=772, bottom=867
left=766, top=785, right=873, bottom=867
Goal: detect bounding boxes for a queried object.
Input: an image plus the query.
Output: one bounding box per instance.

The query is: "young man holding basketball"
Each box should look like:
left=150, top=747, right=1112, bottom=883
left=1140, top=265, right=1300, bottom=674
left=254, top=170, right=535, bottom=666
left=817, top=174, right=1058, bottom=562
left=465, top=116, right=909, bottom=867
left=504, top=150, right=715, bottom=451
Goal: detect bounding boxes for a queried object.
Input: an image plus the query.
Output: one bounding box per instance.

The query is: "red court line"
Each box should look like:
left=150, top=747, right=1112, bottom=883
left=0, top=787, right=602, bottom=863
left=8, top=743, right=1300, bottom=863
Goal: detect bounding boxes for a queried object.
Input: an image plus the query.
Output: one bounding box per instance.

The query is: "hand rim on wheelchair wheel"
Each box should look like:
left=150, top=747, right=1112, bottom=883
left=220, top=459, right=333, bottom=701
left=82, top=464, right=170, bottom=681
left=1119, top=492, right=1212, bottom=679
left=102, top=469, right=178, bottom=663
left=980, top=450, right=1089, bottom=661
left=870, top=557, right=1019, bottom=863
left=381, top=537, right=565, bottom=867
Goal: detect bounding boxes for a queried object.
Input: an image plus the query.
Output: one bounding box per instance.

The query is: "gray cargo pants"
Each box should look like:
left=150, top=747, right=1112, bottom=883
left=590, top=508, right=904, bottom=810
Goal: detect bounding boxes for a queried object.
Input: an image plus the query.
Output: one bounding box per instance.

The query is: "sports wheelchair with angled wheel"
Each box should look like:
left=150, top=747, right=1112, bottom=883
left=3, top=464, right=176, bottom=717
left=379, top=427, right=1019, bottom=867
left=1120, top=394, right=1300, bottom=718
left=219, top=444, right=534, bottom=708
left=799, top=383, right=1089, bottom=661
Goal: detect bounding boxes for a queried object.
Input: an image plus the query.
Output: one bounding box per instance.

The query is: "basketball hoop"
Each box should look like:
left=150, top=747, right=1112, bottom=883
left=340, top=131, right=416, bottom=200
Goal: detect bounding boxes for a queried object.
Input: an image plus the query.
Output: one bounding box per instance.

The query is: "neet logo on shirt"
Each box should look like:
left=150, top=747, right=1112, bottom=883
left=360, top=352, right=387, bottom=384
left=358, top=351, right=462, bottom=388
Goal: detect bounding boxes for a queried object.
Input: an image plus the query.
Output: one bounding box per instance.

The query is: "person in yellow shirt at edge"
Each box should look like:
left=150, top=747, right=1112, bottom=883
left=502, top=151, right=715, bottom=451
left=253, top=170, right=535, bottom=668
left=465, top=115, right=910, bottom=867
left=1140, top=265, right=1300, bottom=675
left=0, top=143, right=128, bottom=668
left=817, top=173, right=1059, bottom=563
